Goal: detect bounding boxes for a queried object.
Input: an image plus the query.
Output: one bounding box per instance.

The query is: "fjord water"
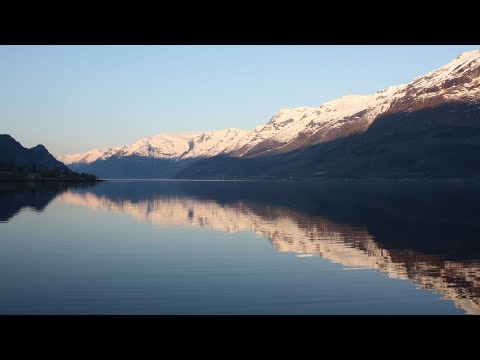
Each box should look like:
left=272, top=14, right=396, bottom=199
left=1, top=181, right=479, bottom=315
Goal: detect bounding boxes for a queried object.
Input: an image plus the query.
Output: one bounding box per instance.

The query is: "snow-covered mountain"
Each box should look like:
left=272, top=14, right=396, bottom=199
left=60, top=128, right=251, bottom=165
left=59, top=50, right=480, bottom=177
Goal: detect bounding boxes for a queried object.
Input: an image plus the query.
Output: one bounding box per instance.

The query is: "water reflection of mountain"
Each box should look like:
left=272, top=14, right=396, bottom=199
left=0, top=182, right=97, bottom=222
left=60, top=181, right=480, bottom=314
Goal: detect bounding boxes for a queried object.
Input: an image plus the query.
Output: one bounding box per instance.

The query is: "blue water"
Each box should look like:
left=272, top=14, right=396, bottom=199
left=1, top=180, right=479, bottom=314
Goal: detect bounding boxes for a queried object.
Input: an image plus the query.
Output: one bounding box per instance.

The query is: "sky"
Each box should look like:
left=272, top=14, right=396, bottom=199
left=1, top=45, right=479, bottom=157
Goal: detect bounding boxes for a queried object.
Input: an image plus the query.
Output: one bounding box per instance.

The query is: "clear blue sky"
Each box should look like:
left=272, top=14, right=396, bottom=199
left=1, top=45, right=479, bottom=156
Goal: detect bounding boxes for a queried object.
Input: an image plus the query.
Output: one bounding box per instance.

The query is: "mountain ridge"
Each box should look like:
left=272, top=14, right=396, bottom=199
left=59, top=50, right=480, bottom=178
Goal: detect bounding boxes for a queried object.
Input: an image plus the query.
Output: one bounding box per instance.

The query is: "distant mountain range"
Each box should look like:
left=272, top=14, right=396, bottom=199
left=60, top=50, right=480, bottom=179
left=0, top=135, right=98, bottom=181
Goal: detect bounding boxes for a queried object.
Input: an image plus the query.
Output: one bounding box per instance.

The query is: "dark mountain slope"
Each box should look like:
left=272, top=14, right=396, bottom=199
left=0, top=134, right=68, bottom=172
left=0, top=134, right=99, bottom=181
left=176, top=102, right=480, bottom=179
left=70, top=155, right=197, bottom=179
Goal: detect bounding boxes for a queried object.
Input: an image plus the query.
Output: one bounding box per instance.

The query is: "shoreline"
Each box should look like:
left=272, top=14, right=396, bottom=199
left=3, top=177, right=480, bottom=183
left=55, top=177, right=480, bottom=183
left=0, top=178, right=104, bottom=182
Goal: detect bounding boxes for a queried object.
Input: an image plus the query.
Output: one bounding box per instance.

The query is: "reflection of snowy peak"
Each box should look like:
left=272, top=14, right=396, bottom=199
left=60, top=50, right=480, bottom=167
left=59, top=190, right=480, bottom=315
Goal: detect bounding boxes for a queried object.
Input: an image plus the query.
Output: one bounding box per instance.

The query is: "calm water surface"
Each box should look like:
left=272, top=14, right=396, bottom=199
left=1, top=180, right=479, bottom=314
